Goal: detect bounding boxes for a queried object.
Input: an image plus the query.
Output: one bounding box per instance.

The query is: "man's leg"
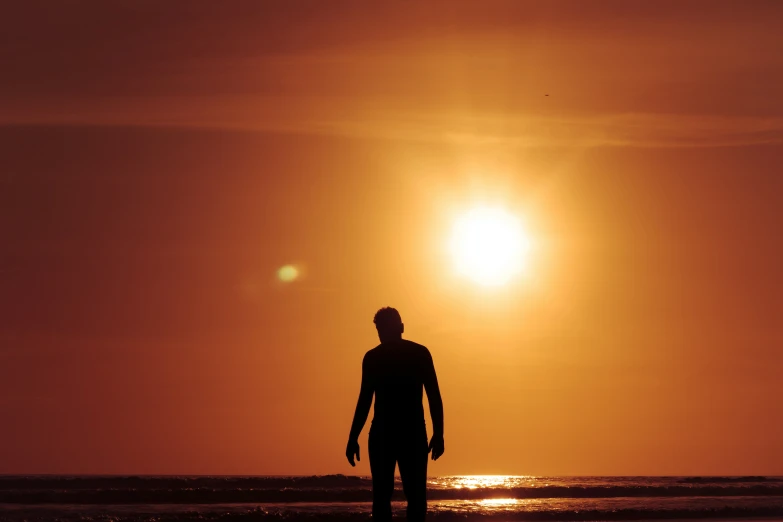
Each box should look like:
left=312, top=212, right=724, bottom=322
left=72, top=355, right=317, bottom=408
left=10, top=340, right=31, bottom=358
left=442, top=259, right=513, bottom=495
left=368, top=427, right=396, bottom=522
left=397, top=430, right=429, bottom=522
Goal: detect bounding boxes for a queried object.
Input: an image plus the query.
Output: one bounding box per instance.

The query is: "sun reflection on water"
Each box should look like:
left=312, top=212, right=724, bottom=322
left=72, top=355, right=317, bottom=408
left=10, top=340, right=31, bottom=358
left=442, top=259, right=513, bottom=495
left=429, top=475, right=533, bottom=490
left=480, top=498, right=519, bottom=506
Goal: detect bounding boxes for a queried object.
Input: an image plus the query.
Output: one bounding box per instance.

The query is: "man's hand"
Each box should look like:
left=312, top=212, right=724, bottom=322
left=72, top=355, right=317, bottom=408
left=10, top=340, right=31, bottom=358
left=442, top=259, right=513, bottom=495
left=428, top=435, right=445, bottom=461
left=345, top=439, right=361, bottom=467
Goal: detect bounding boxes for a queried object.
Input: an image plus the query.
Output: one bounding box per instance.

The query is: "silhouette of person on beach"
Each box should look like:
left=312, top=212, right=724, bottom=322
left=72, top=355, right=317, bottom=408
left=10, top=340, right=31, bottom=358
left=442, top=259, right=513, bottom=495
left=346, top=307, right=444, bottom=522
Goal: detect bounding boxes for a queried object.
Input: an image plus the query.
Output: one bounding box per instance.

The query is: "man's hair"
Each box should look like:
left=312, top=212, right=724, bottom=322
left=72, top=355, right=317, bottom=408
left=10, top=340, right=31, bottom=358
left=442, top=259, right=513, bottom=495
left=373, top=307, right=402, bottom=327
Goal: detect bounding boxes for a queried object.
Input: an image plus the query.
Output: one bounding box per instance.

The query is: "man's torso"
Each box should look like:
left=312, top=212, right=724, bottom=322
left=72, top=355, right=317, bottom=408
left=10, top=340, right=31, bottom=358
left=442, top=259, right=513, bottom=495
left=365, top=339, right=430, bottom=433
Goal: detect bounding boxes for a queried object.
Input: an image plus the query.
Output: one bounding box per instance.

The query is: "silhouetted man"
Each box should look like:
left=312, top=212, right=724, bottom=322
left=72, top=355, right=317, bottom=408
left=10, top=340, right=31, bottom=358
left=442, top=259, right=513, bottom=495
left=346, top=307, right=444, bottom=522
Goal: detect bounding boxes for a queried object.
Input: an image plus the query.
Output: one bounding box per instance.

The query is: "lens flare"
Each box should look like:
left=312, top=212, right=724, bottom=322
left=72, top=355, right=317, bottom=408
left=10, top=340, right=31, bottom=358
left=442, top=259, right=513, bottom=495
left=277, top=264, right=299, bottom=283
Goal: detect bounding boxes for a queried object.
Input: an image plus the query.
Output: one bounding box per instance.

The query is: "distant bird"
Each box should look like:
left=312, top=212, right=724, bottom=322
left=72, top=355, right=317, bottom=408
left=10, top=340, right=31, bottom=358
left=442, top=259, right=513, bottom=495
left=544, top=94, right=549, bottom=97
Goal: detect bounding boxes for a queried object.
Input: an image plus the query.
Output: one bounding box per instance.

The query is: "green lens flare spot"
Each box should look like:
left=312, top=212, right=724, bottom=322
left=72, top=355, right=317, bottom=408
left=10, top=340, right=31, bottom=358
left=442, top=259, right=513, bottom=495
left=277, top=265, right=299, bottom=282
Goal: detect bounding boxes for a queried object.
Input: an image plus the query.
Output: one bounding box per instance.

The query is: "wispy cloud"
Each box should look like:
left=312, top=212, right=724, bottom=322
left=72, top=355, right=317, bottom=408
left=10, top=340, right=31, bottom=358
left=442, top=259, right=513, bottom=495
left=304, top=112, right=783, bottom=148
left=3, top=96, right=782, bottom=148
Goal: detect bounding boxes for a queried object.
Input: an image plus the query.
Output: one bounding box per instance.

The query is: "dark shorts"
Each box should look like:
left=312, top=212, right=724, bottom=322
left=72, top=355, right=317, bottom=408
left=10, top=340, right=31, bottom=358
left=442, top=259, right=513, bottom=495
left=368, top=423, right=429, bottom=522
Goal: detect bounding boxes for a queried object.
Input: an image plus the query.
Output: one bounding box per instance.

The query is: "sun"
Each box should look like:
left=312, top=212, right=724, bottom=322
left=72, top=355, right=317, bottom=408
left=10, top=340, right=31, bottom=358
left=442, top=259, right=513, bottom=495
left=450, top=207, right=530, bottom=287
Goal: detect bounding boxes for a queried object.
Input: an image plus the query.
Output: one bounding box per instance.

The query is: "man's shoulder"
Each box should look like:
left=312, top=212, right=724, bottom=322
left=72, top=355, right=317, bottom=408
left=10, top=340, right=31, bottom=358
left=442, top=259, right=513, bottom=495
left=364, top=340, right=429, bottom=358
left=363, top=344, right=384, bottom=362
left=402, top=339, right=432, bottom=360
left=402, top=339, right=429, bottom=351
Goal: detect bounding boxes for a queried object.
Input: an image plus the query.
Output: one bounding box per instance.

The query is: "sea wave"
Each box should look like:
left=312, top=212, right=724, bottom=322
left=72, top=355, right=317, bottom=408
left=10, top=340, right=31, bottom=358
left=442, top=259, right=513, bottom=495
left=678, top=476, right=783, bottom=483
left=2, top=476, right=783, bottom=505
left=0, top=475, right=373, bottom=491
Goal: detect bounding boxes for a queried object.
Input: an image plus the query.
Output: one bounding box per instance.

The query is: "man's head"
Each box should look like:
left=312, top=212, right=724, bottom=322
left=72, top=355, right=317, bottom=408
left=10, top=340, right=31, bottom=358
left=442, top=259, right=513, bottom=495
left=373, top=307, right=404, bottom=344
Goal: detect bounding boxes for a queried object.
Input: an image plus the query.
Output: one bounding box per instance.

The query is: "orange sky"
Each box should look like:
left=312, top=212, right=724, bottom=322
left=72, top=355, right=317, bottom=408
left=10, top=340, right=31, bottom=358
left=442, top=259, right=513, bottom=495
left=1, top=1, right=782, bottom=475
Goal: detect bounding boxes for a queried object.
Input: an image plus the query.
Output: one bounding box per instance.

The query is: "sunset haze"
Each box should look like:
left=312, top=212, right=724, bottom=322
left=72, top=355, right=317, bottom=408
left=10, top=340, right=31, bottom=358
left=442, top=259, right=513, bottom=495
left=1, top=0, right=782, bottom=476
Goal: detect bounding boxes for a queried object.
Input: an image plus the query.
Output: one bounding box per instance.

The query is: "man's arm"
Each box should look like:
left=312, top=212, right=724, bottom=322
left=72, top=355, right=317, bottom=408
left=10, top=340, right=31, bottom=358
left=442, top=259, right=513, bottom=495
left=423, top=349, right=444, bottom=460
left=346, top=353, right=373, bottom=467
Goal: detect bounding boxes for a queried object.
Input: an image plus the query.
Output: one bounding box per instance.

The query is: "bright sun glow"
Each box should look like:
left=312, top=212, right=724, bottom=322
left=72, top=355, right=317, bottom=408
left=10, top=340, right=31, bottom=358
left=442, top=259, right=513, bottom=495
left=450, top=207, right=530, bottom=287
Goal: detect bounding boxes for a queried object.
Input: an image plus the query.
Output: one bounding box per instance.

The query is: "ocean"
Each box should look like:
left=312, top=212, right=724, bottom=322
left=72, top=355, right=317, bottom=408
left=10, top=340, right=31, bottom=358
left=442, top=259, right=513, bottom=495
left=1, top=475, right=783, bottom=521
